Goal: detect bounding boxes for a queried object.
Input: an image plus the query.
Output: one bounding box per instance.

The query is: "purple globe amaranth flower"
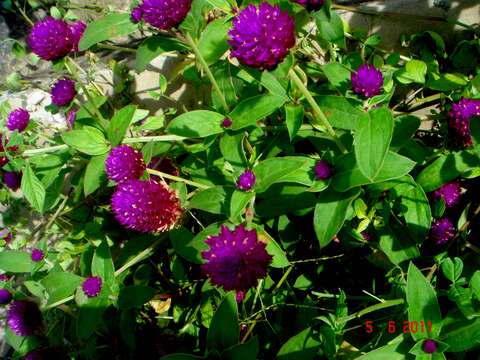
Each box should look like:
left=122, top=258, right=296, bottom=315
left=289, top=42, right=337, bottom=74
left=111, top=179, right=182, bottom=233
left=105, top=145, right=146, bottom=183
left=201, top=224, right=272, bottom=297
left=292, top=0, right=324, bottom=12
left=7, top=300, right=43, bottom=336
left=314, top=160, right=333, bottom=180
left=3, top=171, right=22, bottom=191
left=431, top=218, right=456, bottom=245
left=7, top=108, right=30, bottom=132
left=423, top=339, right=437, bottom=354
left=228, top=2, right=296, bottom=70
left=51, top=78, right=76, bottom=107
left=0, top=288, right=12, bottom=305
left=139, top=0, right=192, bottom=30
left=351, top=64, right=384, bottom=98
left=432, top=181, right=461, bottom=208
left=236, top=169, right=256, bottom=191
left=131, top=6, right=143, bottom=23
left=222, top=118, right=233, bottom=128
left=31, top=248, right=44, bottom=262
left=67, top=110, right=77, bottom=129
left=27, top=17, right=73, bottom=61
left=448, top=98, right=480, bottom=148
left=82, top=276, right=102, bottom=297
left=69, top=21, right=87, bottom=52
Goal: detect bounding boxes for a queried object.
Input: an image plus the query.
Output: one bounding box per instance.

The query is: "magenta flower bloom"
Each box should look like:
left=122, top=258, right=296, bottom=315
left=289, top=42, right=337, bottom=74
left=351, top=64, right=384, bottom=98
left=7, top=300, right=43, bottom=336
left=139, top=0, right=192, bottom=30
left=66, top=110, right=77, bottom=129
left=236, top=169, right=256, bottom=191
left=3, top=171, right=21, bottom=191
left=431, top=218, right=456, bottom=245
left=131, top=6, right=143, bottom=23
left=51, top=78, right=76, bottom=107
left=228, top=3, right=296, bottom=70
left=27, top=17, right=73, bottom=61
left=292, top=0, right=324, bottom=12
left=222, top=118, right=233, bottom=128
left=201, top=224, right=272, bottom=298
left=31, top=248, right=44, bottom=262
left=432, top=181, right=461, bottom=208
left=0, top=289, right=12, bottom=305
left=314, top=160, right=333, bottom=180
left=111, top=179, right=182, bottom=233
left=82, top=276, right=102, bottom=297
left=7, top=108, right=30, bottom=132
left=423, top=339, right=437, bottom=354
left=105, top=145, right=146, bottom=183
left=69, top=21, right=87, bottom=52
left=448, top=98, right=480, bottom=148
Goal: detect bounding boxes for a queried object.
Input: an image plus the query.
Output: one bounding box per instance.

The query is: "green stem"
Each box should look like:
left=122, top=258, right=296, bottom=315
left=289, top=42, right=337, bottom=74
left=288, top=68, right=347, bottom=154
left=44, top=295, right=74, bottom=310
left=146, top=168, right=210, bottom=189
left=185, top=33, right=229, bottom=113
left=97, top=43, right=136, bottom=53
left=23, top=145, right=69, bottom=157
left=336, top=298, right=405, bottom=323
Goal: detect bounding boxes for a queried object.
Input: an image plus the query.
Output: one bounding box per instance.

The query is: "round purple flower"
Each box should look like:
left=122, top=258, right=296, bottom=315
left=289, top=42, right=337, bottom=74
left=66, top=110, right=77, bottom=129
left=7, top=108, right=30, bottom=132
left=31, top=248, right=44, bottom=262
left=51, top=78, right=76, bottom=107
left=82, top=276, right=102, bottom=298
left=432, top=181, right=461, bottom=208
left=140, top=0, right=192, bottom=30
left=423, top=339, right=437, bottom=354
left=105, top=145, right=146, bottom=183
left=222, top=118, right=233, bottom=128
left=111, top=179, right=182, bottom=233
left=450, top=98, right=480, bottom=121
left=69, top=21, right=87, bottom=52
left=7, top=300, right=43, bottom=336
left=292, top=0, right=324, bottom=12
left=27, top=17, right=73, bottom=61
left=314, top=160, right=333, bottom=180
left=236, top=169, right=256, bottom=191
left=448, top=98, right=480, bottom=148
left=0, top=288, right=12, bottom=305
left=201, top=224, right=272, bottom=296
left=3, top=171, right=21, bottom=191
left=431, top=218, right=456, bottom=245
left=228, top=3, right=296, bottom=70
left=131, top=6, right=143, bottom=23
left=351, top=64, right=384, bottom=98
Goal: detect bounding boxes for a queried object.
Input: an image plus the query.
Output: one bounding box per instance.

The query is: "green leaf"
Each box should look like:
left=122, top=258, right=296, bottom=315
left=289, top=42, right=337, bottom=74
left=205, top=0, right=231, bottom=11
left=62, top=127, right=110, bottom=155
left=315, top=8, right=345, bottom=48
left=470, top=271, right=480, bottom=301
left=315, top=95, right=364, bottom=130
left=220, top=131, right=247, bottom=171
left=79, top=13, right=138, bottom=51
left=229, top=190, right=254, bottom=220
left=258, top=228, right=290, bottom=268
left=5, top=327, right=41, bottom=354
left=378, top=222, right=420, bottom=265
left=407, top=263, right=442, bottom=340
left=160, top=354, right=204, bottom=360
left=198, top=19, right=230, bottom=65
left=207, top=292, right=239, bottom=351
left=256, top=184, right=317, bottom=218
left=356, top=334, right=412, bottom=359
left=92, top=241, right=115, bottom=292
left=0, top=251, right=34, bottom=273
left=322, top=62, right=351, bottom=93
left=313, top=188, right=360, bottom=248
left=135, top=35, right=188, bottom=72
left=277, top=327, right=322, bottom=360
left=118, top=286, right=156, bottom=309
left=222, top=336, right=259, bottom=360
left=355, top=106, right=394, bottom=181
left=189, top=186, right=233, bottom=215
left=21, top=164, right=46, bottom=213
left=77, top=291, right=110, bottom=339
left=285, top=103, right=304, bottom=140
left=391, top=115, right=421, bottom=150
left=395, top=60, right=427, bottom=84
left=427, top=72, right=468, bottom=91
left=448, top=285, right=476, bottom=319
left=230, top=94, right=286, bottom=130
left=167, top=110, right=225, bottom=138
left=107, top=105, right=136, bottom=146
left=84, top=154, right=108, bottom=196
left=170, top=227, right=207, bottom=264
left=441, top=257, right=463, bottom=283
left=441, top=316, right=480, bottom=352
left=40, top=271, right=83, bottom=305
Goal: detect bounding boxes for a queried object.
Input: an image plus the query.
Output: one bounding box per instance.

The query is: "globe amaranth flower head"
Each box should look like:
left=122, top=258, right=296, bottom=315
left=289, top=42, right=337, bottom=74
left=7, top=108, right=30, bottom=132
left=7, top=300, right=43, bottom=336
left=431, top=218, right=456, bottom=245
left=228, top=2, right=296, bottom=70
left=27, top=17, right=73, bottom=61
left=111, top=179, right=182, bottom=233
left=31, top=248, right=44, bottom=262
left=351, top=64, right=384, bottom=98
left=69, top=21, right=87, bottom=52
left=292, top=0, right=324, bottom=12
left=314, top=160, right=333, bottom=180
left=236, top=169, right=256, bottom=191
left=51, top=78, right=76, bottom=107
left=82, top=276, right=102, bottom=297
left=3, top=171, right=21, bottom=191
left=432, top=181, right=461, bottom=208
left=423, top=339, right=437, bottom=354
left=448, top=98, right=480, bottom=148
left=0, top=288, right=12, bottom=305
left=201, top=224, right=272, bottom=299
left=136, top=0, right=192, bottom=30
left=105, top=145, right=146, bottom=183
